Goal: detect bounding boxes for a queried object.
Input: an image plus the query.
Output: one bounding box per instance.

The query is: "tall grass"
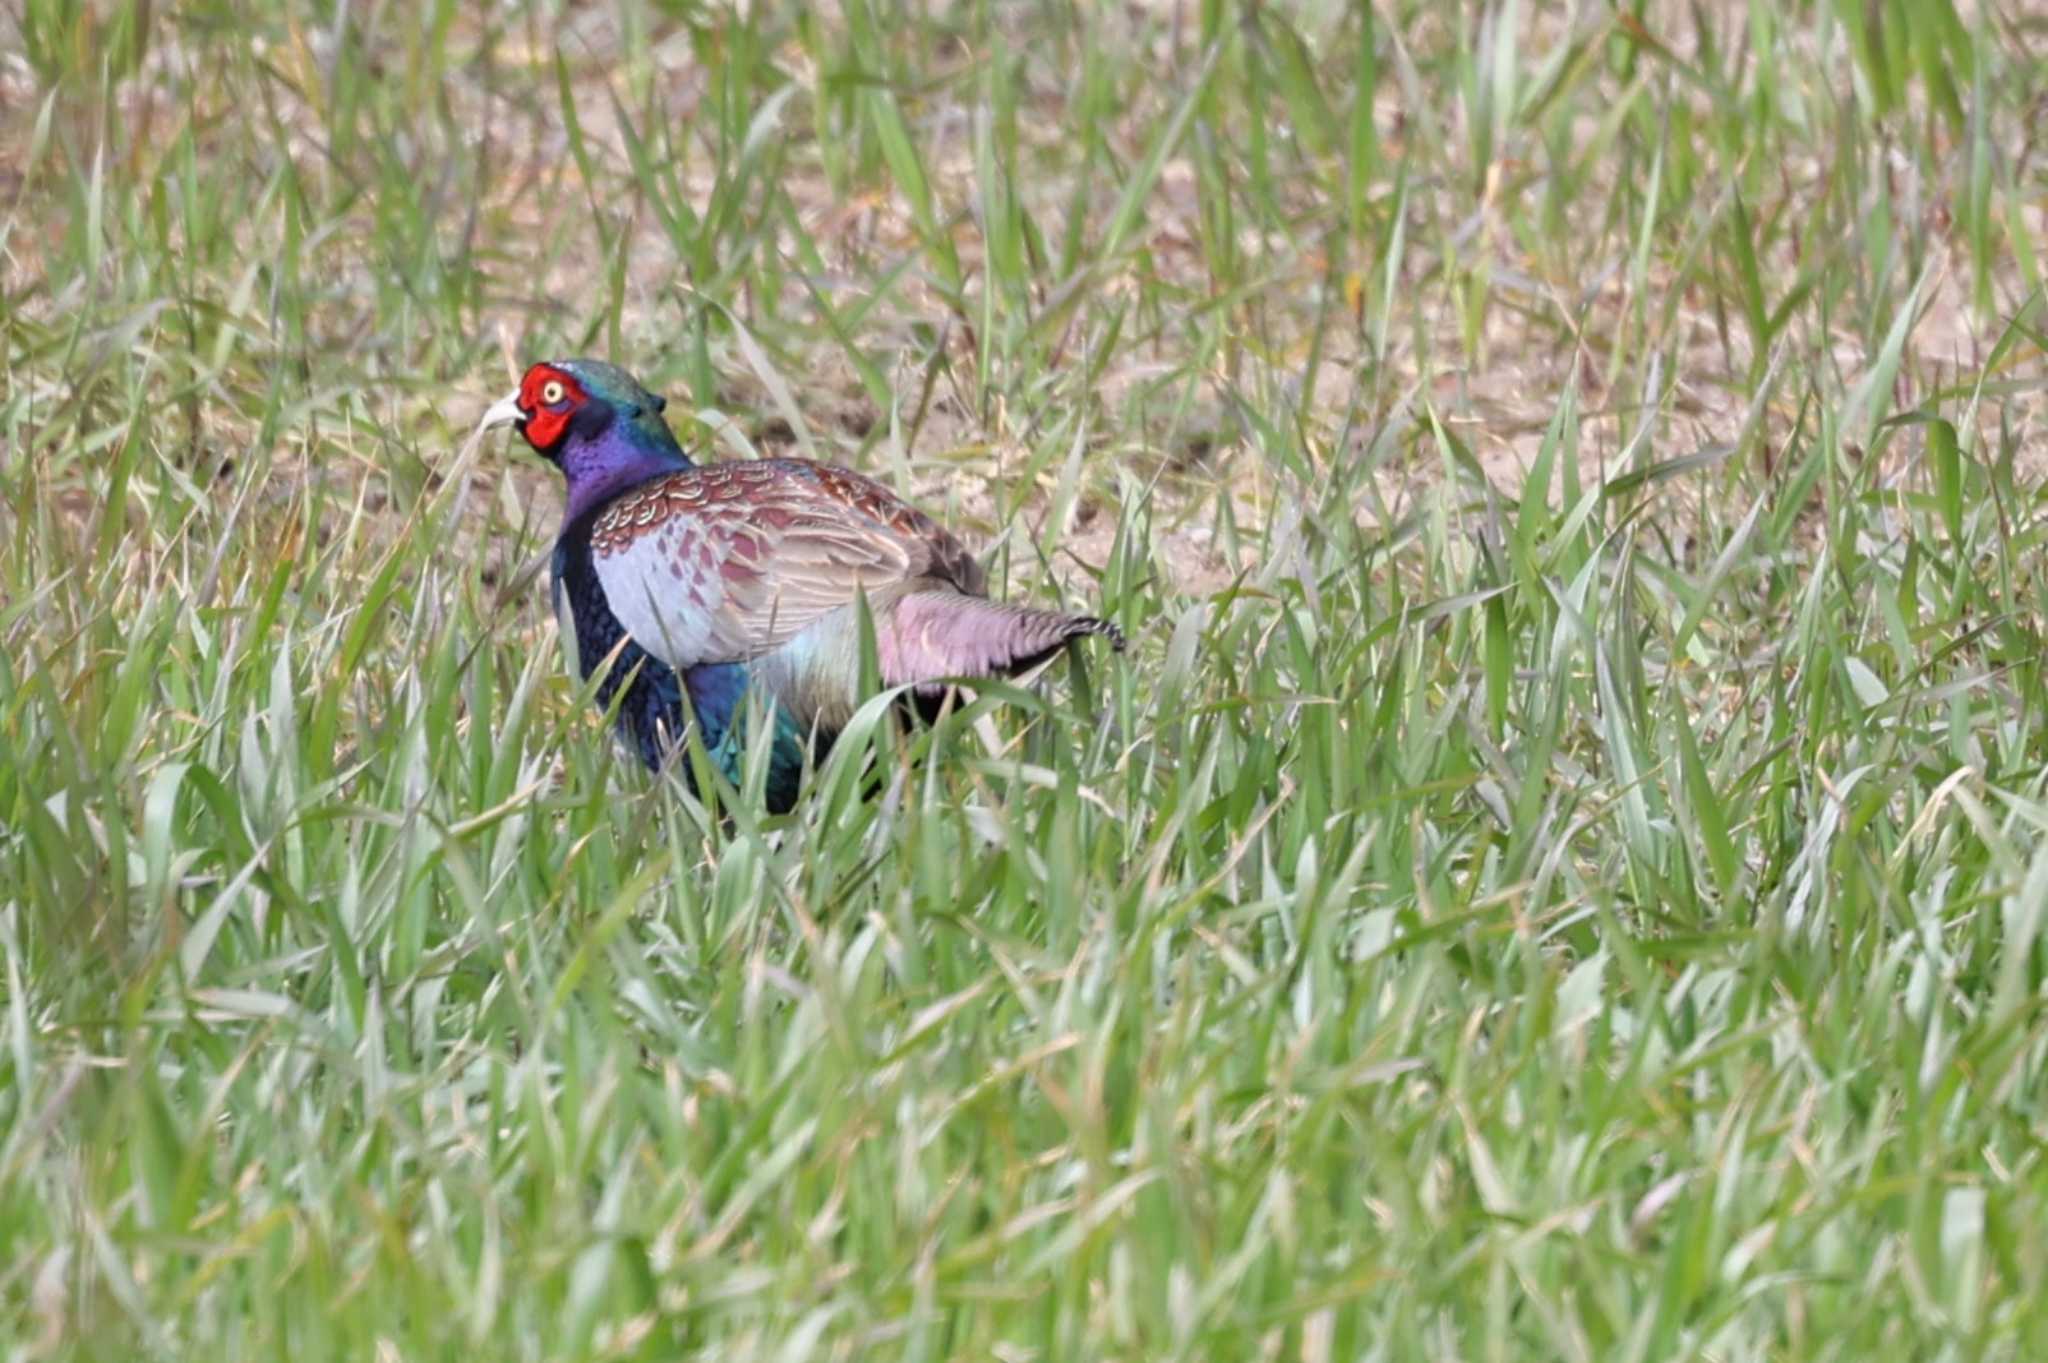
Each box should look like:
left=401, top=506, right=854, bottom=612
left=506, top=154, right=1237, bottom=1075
left=4, top=1, right=2048, bottom=1358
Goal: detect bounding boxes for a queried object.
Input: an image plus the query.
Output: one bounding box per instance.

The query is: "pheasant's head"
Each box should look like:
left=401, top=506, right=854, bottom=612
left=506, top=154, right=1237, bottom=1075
left=481, top=359, right=679, bottom=459
left=482, top=359, right=691, bottom=517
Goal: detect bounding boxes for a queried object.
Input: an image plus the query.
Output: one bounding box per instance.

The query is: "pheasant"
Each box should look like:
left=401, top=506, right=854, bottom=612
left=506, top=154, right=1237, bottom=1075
left=481, top=358, right=1123, bottom=810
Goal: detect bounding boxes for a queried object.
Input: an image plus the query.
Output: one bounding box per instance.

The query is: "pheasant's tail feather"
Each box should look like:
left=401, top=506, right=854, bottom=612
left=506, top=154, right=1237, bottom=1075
left=1039, top=613, right=1126, bottom=658
left=881, top=592, right=1123, bottom=691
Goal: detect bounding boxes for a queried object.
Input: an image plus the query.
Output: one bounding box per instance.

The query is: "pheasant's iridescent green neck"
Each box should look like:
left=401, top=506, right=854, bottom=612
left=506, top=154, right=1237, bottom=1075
left=547, top=358, right=694, bottom=524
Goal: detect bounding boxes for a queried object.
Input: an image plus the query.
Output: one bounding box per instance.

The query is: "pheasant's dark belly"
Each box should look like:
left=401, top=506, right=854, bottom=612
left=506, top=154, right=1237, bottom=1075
left=550, top=529, right=819, bottom=810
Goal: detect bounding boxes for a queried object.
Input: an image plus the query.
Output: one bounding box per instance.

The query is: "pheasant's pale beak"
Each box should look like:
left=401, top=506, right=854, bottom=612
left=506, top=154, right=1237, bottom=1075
left=479, top=390, right=526, bottom=434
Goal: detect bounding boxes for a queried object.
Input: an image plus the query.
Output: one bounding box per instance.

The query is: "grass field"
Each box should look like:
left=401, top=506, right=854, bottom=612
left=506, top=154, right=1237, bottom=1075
left=5, top=0, right=2048, bottom=1358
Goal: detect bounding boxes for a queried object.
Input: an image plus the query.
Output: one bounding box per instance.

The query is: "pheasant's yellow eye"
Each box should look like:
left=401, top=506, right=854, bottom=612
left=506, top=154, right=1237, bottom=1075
left=540, top=380, right=566, bottom=405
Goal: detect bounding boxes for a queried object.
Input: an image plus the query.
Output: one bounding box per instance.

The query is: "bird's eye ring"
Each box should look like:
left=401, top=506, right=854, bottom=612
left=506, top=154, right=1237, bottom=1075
left=540, top=380, right=566, bottom=405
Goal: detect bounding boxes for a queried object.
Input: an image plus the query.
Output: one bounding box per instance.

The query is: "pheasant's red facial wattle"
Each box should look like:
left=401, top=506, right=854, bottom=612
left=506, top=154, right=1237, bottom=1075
left=517, top=364, right=588, bottom=452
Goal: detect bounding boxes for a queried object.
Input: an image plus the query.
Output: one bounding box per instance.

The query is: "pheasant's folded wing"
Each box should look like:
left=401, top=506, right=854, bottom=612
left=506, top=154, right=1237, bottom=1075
left=588, top=461, right=984, bottom=671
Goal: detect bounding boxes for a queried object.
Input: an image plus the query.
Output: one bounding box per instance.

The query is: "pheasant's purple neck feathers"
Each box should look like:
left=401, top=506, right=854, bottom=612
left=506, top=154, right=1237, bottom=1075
left=559, top=421, right=693, bottom=524
left=527, top=358, right=697, bottom=524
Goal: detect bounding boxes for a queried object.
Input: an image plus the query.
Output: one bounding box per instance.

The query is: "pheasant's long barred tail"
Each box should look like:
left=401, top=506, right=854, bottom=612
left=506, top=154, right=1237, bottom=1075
left=1001, top=608, right=1126, bottom=667
left=1070, top=616, right=1127, bottom=650
left=879, top=593, right=1123, bottom=691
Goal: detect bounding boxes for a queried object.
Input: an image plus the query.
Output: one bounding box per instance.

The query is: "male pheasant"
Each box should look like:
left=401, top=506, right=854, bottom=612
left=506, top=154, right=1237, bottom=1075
left=481, top=358, right=1122, bottom=810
